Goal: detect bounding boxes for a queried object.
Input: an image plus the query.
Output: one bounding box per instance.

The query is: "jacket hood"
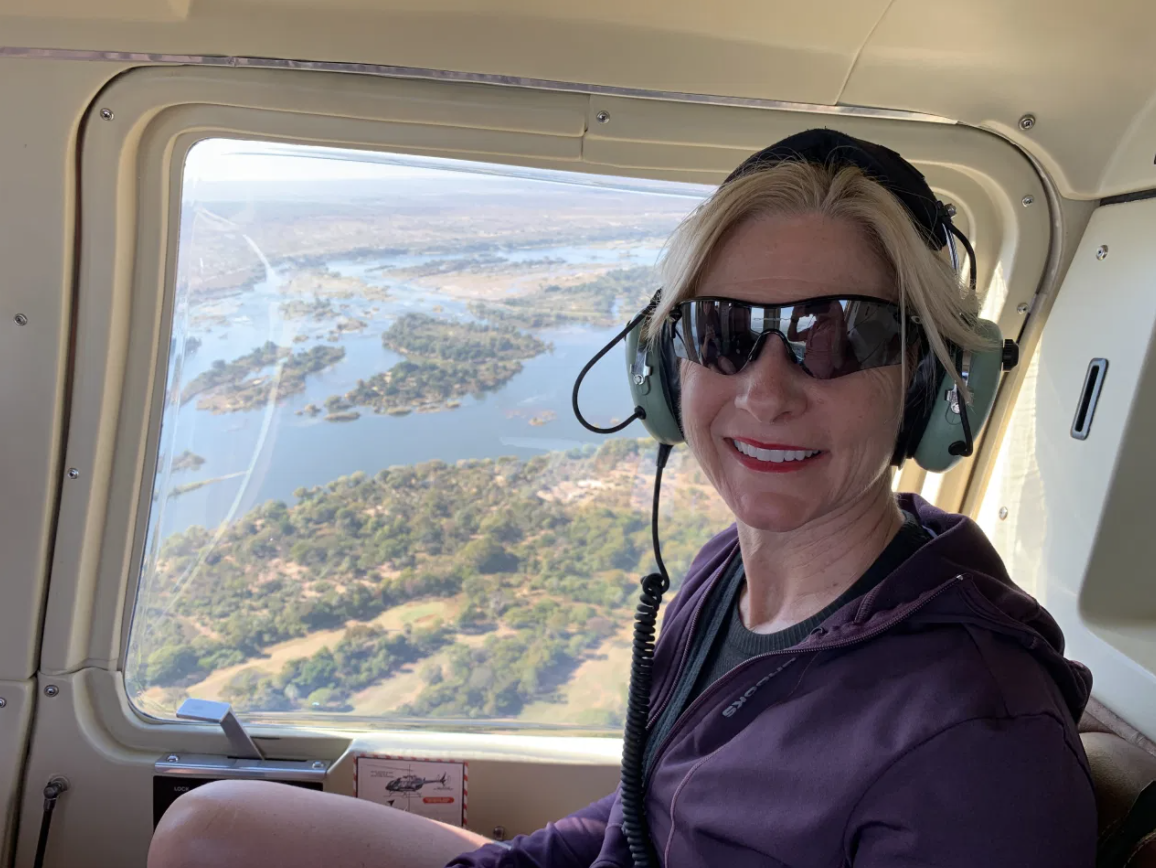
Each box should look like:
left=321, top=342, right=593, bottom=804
left=804, top=493, right=1093, bottom=724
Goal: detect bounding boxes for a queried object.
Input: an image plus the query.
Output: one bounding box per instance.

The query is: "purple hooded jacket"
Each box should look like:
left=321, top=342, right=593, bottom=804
left=449, top=494, right=1096, bottom=867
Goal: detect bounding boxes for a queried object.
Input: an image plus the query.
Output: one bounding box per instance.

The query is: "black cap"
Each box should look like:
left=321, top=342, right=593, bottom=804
left=723, top=128, right=951, bottom=251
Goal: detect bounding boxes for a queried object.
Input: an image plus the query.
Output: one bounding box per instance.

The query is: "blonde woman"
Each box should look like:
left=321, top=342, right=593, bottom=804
left=149, top=130, right=1096, bottom=868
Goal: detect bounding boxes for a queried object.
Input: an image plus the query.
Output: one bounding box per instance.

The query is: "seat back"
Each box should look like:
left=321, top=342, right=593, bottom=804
left=1082, top=731, right=1156, bottom=866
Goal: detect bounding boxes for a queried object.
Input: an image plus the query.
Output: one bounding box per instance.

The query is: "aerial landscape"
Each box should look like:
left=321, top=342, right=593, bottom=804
left=127, top=144, right=725, bottom=731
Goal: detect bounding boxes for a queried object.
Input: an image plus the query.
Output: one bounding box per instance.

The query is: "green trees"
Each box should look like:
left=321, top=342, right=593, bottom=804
left=182, top=342, right=346, bottom=413
left=223, top=623, right=451, bottom=712
left=467, top=266, right=658, bottom=328
left=382, top=313, right=547, bottom=362
left=171, top=450, right=207, bottom=472
left=321, top=313, right=549, bottom=417
left=132, top=439, right=733, bottom=723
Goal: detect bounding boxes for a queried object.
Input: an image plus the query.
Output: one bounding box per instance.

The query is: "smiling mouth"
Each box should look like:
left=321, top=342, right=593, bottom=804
left=729, top=438, right=823, bottom=465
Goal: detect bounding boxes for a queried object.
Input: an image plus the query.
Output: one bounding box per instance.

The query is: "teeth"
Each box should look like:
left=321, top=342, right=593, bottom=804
left=733, top=441, right=820, bottom=463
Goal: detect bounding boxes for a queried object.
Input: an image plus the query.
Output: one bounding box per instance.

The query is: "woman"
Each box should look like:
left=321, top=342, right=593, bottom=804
left=149, top=130, right=1097, bottom=868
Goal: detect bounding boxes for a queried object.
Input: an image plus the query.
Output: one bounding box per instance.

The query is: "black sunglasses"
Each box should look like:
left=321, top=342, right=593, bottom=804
left=669, top=295, right=921, bottom=380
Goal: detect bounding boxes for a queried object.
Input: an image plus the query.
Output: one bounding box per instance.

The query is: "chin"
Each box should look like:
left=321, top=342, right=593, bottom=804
left=724, top=488, right=819, bottom=534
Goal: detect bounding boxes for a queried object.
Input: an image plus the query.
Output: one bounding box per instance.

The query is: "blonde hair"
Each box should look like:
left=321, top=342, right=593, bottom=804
left=649, top=161, right=992, bottom=397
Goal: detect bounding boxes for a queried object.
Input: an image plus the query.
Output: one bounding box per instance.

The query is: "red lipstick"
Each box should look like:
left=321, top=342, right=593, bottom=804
left=727, top=438, right=825, bottom=474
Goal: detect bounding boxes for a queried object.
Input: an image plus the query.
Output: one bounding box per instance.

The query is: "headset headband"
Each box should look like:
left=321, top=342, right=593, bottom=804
left=723, top=128, right=953, bottom=253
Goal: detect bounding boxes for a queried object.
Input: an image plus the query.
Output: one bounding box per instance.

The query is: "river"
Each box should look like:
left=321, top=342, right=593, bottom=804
left=147, top=243, right=661, bottom=542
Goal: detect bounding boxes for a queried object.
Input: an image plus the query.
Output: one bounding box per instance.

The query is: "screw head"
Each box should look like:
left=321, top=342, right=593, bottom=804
left=1021, top=195, right=1035, bottom=207
left=67, top=468, right=80, bottom=479
left=632, top=374, right=644, bottom=385
left=13, top=313, right=28, bottom=326
left=944, top=203, right=957, bottom=218
left=1016, top=302, right=1029, bottom=314
left=0, top=697, right=7, bottom=708
left=99, top=107, right=114, bottom=121
left=1096, top=245, right=1109, bottom=260
left=595, top=110, right=610, bottom=124
left=311, top=761, right=326, bottom=770
left=998, top=506, right=1009, bottom=520
left=1018, top=114, right=1036, bottom=131
left=44, top=685, right=59, bottom=697
left=166, top=754, right=180, bottom=763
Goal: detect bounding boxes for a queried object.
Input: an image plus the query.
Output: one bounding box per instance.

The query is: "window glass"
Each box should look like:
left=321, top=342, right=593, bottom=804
left=125, top=139, right=727, bottom=732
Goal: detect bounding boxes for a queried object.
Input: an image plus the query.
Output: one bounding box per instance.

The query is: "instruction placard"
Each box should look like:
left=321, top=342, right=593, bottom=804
left=354, top=755, right=467, bottom=826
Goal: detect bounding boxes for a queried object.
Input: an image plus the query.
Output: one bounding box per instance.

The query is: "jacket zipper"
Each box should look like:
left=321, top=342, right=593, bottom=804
left=642, top=573, right=967, bottom=789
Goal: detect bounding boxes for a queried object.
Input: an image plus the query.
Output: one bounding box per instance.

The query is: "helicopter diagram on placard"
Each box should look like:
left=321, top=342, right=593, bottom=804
left=355, top=756, right=467, bottom=827
left=386, top=772, right=450, bottom=795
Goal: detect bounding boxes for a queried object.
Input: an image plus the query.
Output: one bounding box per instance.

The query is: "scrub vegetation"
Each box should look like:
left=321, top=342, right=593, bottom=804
left=129, top=439, right=729, bottom=723
left=321, top=314, right=549, bottom=417
left=183, top=343, right=347, bottom=413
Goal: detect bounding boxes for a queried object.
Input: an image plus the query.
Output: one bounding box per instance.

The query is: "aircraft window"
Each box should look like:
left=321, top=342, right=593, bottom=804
left=124, top=139, right=725, bottom=732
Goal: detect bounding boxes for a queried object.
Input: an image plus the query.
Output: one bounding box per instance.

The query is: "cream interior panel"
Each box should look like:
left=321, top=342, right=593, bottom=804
left=0, top=58, right=127, bottom=681
left=6, top=0, right=1156, bottom=198
left=1098, top=90, right=1156, bottom=198
left=14, top=670, right=618, bottom=868
left=0, top=679, right=34, bottom=867
left=976, top=198, right=1156, bottom=741
left=842, top=0, right=1156, bottom=199
left=0, top=3, right=872, bottom=106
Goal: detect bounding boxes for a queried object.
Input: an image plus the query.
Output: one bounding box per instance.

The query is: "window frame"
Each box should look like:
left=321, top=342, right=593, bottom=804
left=41, top=63, right=1051, bottom=756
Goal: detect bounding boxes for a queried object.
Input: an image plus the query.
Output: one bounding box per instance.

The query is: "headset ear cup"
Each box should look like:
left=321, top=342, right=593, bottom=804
left=625, top=316, right=685, bottom=446
left=893, top=347, right=942, bottom=466
left=912, top=319, right=1005, bottom=473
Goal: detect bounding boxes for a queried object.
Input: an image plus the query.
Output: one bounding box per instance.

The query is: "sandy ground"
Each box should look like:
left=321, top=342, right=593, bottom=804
left=390, top=264, right=616, bottom=302
left=517, top=622, right=634, bottom=726
left=154, top=597, right=462, bottom=706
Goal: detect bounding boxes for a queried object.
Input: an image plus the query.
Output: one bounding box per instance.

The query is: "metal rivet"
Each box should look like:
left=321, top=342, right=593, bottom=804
left=99, top=107, right=114, bottom=121
left=944, top=203, right=957, bottom=217
left=44, top=685, right=59, bottom=697
left=998, top=507, right=1009, bottom=520
left=1018, top=114, right=1036, bottom=131
left=1096, top=245, right=1109, bottom=260
left=632, top=374, right=644, bottom=385
left=13, top=313, right=28, bottom=326
left=492, top=826, right=506, bottom=841
left=595, top=110, right=610, bottom=124
left=1016, top=302, right=1029, bottom=314
left=67, top=468, right=80, bottom=480
left=0, top=698, right=7, bottom=708
left=166, top=754, right=180, bottom=763
left=1021, top=195, right=1035, bottom=207
left=311, top=761, right=326, bottom=770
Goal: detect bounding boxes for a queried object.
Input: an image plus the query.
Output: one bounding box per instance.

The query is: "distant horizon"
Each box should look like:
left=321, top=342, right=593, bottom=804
left=183, top=137, right=712, bottom=203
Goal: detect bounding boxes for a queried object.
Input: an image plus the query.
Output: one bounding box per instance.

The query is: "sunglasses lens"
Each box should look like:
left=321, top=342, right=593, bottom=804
left=673, top=297, right=909, bottom=379
left=673, top=300, right=757, bottom=374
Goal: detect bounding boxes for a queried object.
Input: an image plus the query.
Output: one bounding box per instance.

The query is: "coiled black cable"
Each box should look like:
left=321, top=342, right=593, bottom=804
left=619, top=442, right=673, bottom=868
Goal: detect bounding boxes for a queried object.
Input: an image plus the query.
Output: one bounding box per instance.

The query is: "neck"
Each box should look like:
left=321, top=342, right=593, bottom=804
left=736, top=480, right=905, bottom=634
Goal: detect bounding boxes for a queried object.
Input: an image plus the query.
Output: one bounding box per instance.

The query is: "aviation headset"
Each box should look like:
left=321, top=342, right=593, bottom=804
left=572, top=129, right=1020, bottom=868
left=591, top=128, right=1018, bottom=472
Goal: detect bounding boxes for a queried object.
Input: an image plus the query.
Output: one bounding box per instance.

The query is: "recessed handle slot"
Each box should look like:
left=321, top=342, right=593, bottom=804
left=1071, top=358, right=1108, bottom=440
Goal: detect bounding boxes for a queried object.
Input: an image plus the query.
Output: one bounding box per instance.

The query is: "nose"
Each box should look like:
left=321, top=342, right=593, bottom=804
left=734, top=332, right=809, bottom=423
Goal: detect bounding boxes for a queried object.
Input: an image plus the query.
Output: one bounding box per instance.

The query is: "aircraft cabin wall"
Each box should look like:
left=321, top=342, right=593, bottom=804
left=2, top=7, right=1156, bottom=865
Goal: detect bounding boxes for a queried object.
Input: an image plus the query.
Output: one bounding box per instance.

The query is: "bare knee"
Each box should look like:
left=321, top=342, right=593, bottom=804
left=148, top=780, right=279, bottom=868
